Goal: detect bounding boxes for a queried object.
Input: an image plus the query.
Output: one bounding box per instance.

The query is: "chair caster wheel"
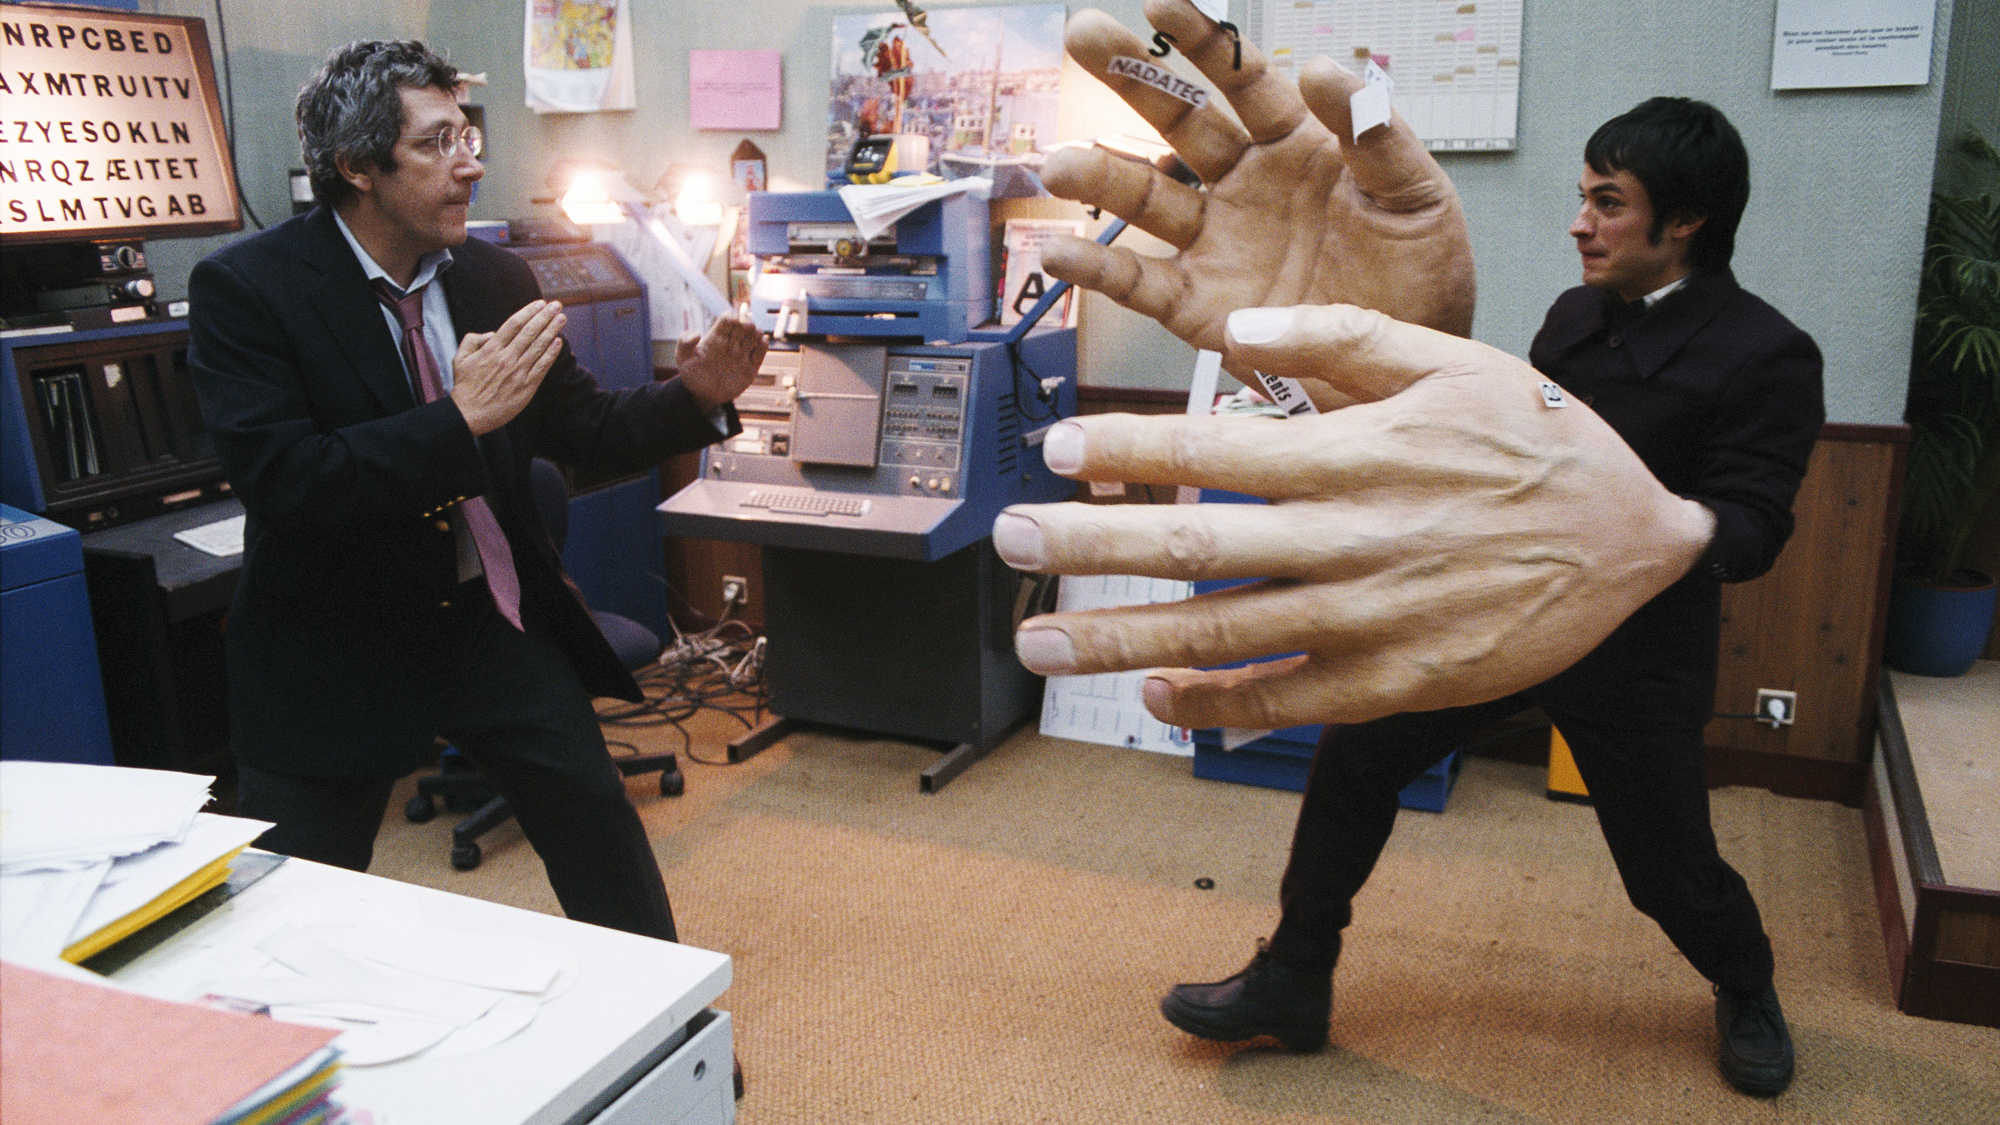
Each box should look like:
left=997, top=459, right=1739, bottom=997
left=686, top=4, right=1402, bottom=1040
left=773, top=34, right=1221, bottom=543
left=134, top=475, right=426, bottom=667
left=662, top=770, right=685, bottom=797
left=450, top=841, right=482, bottom=870
left=405, top=794, right=437, bottom=823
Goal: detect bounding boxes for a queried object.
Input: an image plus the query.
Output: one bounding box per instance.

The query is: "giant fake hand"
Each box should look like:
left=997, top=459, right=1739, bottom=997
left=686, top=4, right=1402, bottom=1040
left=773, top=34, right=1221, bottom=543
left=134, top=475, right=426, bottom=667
left=994, top=305, right=1717, bottom=731
left=1042, top=0, right=1475, bottom=367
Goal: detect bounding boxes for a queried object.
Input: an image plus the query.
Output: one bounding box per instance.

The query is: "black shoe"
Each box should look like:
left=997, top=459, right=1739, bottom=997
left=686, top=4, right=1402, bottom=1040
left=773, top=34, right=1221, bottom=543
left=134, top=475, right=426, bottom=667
left=1160, top=942, right=1331, bottom=1051
left=733, top=1053, right=744, bottom=1100
left=1715, top=983, right=1794, bottom=1097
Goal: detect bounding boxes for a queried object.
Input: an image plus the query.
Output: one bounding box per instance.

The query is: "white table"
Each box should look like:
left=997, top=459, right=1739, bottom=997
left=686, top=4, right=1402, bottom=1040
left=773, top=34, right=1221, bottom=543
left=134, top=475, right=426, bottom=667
left=108, top=856, right=734, bottom=1125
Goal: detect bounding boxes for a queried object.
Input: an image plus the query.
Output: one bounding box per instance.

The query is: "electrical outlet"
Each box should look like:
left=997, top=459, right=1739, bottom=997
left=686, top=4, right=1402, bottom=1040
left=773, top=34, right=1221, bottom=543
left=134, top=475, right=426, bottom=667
left=721, top=575, right=749, bottom=608
left=1755, top=689, right=1797, bottom=728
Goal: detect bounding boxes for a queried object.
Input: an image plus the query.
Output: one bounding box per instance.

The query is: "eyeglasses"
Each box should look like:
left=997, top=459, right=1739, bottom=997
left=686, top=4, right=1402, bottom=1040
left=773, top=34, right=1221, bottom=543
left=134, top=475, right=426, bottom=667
left=403, top=125, right=484, bottom=161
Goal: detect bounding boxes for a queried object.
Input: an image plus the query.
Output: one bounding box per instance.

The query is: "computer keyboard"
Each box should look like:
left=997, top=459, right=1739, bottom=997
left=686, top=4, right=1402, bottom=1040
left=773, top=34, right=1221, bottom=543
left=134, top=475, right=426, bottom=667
left=741, top=490, right=870, bottom=517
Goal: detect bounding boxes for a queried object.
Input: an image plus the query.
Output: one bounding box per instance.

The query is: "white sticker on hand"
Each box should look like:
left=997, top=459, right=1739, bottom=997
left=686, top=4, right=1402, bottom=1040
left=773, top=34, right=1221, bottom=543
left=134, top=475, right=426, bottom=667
left=1350, top=58, right=1394, bottom=136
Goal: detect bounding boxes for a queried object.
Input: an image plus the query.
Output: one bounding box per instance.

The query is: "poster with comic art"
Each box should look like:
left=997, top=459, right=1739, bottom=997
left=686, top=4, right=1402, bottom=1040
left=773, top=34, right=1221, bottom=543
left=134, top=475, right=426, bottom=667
left=828, top=3, right=1065, bottom=193
left=524, top=0, right=636, bottom=113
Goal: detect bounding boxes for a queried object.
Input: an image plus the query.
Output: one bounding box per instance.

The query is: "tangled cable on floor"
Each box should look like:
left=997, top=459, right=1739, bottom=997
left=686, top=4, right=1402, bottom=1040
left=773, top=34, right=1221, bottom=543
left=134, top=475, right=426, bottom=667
left=595, top=611, right=769, bottom=768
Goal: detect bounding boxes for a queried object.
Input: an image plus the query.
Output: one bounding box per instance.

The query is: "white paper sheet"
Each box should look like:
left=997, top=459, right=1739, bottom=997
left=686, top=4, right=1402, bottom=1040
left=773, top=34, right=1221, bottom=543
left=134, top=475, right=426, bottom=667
left=172, top=514, right=245, bottom=557
left=836, top=177, right=991, bottom=240
left=1770, top=0, right=1934, bottom=89
left=0, top=761, right=213, bottom=871
left=1038, top=574, right=1197, bottom=757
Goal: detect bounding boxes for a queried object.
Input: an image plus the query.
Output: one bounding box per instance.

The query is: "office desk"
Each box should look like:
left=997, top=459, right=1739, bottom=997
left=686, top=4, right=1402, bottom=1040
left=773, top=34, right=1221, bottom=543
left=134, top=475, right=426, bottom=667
left=79, top=498, right=242, bottom=771
left=107, top=857, right=736, bottom=1125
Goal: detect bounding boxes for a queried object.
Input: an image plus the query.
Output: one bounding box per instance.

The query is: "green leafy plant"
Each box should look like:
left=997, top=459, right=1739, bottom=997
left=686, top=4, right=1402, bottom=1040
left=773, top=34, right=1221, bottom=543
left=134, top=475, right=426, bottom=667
left=1901, top=131, right=2000, bottom=586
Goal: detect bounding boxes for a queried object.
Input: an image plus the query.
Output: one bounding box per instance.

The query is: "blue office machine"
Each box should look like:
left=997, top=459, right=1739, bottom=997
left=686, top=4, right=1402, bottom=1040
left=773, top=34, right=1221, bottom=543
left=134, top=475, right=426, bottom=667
left=488, top=235, right=669, bottom=640
left=745, top=190, right=990, bottom=344
left=661, top=190, right=1073, bottom=787
left=0, top=504, right=114, bottom=765
left=658, top=330, right=1074, bottom=563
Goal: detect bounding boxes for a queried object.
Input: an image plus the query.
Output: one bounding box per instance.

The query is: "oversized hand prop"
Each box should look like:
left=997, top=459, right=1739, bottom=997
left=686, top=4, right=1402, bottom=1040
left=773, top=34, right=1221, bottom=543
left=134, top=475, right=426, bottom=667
left=996, top=306, right=1716, bottom=730
left=1041, top=0, right=1475, bottom=367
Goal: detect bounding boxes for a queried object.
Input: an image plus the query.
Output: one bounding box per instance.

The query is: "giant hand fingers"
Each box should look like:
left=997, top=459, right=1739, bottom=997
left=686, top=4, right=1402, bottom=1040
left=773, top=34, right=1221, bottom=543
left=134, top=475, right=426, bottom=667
left=1008, top=405, right=1411, bottom=502
left=1064, top=8, right=1247, bottom=184
left=1297, top=57, right=1453, bottom=214
left=1012, top=581, right=1346, bottom=679
left=1012, top=547, right=1588, bottom=680
left=1041, top=145, right=1203, bottom=250
left=1037, top=235, right=1207, bottom=346
left=1142, top=652, right=1453, bottom=730
left=1142, top=655, right=1412, bottom=730
left=1224, top=304, right=1512, bottom=405
left=994, top=493, right=1406, bottom=580
left=1141, top=0, right=1308, bottom=144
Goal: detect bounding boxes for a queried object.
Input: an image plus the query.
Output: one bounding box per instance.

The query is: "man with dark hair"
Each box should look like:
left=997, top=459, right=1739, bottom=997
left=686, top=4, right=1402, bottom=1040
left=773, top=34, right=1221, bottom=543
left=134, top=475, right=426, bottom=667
left=188, top=40, right=765, bottom=946
left=1582, top=95, right=1750, bottom=276
left=1149, top=94, right=1823, bottom=1097
left=980, top=10, right=1820, bottom=1090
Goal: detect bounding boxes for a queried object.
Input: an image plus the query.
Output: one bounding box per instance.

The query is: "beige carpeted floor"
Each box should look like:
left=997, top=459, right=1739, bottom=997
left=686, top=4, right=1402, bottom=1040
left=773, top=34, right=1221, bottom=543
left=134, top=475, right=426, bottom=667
left=367, top=708, right=2000, bottom=1124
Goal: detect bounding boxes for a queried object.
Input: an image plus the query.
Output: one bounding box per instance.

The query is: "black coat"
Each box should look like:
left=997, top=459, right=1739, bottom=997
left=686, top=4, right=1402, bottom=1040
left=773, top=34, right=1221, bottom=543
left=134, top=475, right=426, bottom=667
left=1528, top=270, right=1824, bottom=717
left=189, top=207, right=737, bottom=776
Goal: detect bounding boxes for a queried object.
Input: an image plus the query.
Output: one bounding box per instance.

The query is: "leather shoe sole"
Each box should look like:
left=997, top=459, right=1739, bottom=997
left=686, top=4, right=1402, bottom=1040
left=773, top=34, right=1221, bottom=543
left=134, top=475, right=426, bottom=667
left=1160, top=988, right=1328, bottom=1052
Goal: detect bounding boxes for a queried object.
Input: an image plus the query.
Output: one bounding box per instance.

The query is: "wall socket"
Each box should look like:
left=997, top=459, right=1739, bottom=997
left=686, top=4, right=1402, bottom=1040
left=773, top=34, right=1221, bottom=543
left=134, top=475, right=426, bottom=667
left=720, top=575, right=749, bottom=609
left=1755, top=689, right=1797, bottom=727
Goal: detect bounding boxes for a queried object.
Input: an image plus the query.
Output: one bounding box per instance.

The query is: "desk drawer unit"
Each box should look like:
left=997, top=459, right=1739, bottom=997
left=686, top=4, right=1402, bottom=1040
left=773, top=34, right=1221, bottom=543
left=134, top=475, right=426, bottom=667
left=594, top=1008, right=735, bottom=1125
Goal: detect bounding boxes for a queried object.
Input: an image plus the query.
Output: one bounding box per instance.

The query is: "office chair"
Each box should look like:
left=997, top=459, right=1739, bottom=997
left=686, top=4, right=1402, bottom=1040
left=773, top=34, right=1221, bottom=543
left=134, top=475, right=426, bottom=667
left=403, top=459, right=684, bottom=870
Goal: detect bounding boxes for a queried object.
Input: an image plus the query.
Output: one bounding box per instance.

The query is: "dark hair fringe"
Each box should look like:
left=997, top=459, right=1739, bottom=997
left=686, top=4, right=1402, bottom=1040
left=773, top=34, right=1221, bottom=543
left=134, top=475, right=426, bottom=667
left=1584, top=96, right=1750, bottom=274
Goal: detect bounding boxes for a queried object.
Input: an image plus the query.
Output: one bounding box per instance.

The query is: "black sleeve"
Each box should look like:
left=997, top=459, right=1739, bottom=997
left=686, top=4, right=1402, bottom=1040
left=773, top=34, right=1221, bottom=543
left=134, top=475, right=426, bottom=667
left=1685, top=323, right=1825, bottom=583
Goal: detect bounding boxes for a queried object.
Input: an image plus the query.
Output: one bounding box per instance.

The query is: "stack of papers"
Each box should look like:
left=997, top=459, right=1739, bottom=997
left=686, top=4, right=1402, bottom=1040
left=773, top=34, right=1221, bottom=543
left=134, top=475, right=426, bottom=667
left=837, top=176, right=991, bottom=240
left=0, top=761, right=271, bottom=965
left=1, top=960, right=343, bottom=1125
left=156, top=918, right=577, bottom=1066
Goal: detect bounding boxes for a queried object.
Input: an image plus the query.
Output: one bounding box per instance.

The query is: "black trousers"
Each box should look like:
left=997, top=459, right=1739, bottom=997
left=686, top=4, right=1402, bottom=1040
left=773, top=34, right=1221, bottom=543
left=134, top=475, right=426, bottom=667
left=1266, top=658, right=1773, bottom=996
left=235, top=598, right=677, bottom=943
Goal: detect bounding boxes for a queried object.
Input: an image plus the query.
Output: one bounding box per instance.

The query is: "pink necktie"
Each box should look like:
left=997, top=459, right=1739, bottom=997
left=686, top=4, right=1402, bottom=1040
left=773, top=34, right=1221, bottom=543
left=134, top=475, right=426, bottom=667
left=373, top=280, right=524, bottom=631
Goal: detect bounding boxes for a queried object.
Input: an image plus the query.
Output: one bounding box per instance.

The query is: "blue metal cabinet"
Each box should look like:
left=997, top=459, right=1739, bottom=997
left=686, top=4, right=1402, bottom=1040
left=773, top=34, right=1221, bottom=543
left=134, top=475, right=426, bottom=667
left=0, top=504, right=114, bottom=764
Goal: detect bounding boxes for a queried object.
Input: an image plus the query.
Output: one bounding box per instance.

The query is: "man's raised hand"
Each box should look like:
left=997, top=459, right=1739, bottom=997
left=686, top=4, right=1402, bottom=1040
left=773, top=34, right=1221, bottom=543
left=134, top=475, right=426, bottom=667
left=451, top=299, right=566, bottom=436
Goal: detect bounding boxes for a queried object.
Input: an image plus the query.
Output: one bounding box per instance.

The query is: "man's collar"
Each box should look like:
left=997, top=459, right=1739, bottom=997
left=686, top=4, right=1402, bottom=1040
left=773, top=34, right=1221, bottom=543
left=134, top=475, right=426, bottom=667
left=1618, top=270, right=1736, bottom=378
left=1543, top=271, right=1739, bottom=378
left=1639, top=276, right=1689, bottom=308
left=330, top=208, right=454, bottom=296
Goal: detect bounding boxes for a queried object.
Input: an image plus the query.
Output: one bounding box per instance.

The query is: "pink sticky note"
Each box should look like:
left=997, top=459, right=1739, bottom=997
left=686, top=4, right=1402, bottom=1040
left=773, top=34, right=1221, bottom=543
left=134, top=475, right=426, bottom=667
left=690, top=49, right=782, bottom=131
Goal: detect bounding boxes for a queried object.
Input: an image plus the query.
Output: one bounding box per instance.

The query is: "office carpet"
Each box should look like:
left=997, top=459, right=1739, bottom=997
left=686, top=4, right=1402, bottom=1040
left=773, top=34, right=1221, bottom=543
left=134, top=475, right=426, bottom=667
left=367, top=711, right=2000, bottom=1124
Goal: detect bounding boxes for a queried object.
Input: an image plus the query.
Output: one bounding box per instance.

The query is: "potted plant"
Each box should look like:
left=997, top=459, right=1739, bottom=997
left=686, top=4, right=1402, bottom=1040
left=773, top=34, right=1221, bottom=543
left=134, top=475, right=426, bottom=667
left=1886, top=130, right=2000, bottom=677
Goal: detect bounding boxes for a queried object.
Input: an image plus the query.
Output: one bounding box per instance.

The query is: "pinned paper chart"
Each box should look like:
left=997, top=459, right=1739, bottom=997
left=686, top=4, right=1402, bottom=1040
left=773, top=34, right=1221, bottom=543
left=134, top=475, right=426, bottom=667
left=1038, top=575, right=1196, bottom=757
left=1244, top=0, right=1522, bottom=151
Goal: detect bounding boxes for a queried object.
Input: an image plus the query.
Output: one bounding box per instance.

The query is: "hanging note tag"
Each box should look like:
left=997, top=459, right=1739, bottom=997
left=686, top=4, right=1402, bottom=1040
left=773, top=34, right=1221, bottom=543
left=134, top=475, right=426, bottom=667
left=1350, top=59, right=1394, bottom=137
left=1252, top=370, right=1319, bottom=417
left=1190, top=0, right=1229, bottom=22
left=1538, top=381, right=1568, bottom=408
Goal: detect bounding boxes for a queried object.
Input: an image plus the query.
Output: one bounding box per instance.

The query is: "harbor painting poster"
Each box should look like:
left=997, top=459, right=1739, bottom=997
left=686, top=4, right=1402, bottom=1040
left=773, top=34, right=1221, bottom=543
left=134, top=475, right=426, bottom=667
left=827, top=3, right=1066, bottom=193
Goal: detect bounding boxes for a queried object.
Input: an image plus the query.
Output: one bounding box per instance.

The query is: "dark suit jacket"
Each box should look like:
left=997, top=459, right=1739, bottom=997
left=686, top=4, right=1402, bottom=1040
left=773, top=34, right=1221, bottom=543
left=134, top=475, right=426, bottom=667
left=188, top=207, right=738, bottom=777
left=1528, top=269, right=1824, bottom=719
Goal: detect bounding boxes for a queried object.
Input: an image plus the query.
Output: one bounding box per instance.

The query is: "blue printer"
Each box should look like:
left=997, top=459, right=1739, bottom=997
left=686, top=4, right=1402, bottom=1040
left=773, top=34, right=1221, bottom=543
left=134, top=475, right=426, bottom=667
left=744, top=190, right=990, bottom=344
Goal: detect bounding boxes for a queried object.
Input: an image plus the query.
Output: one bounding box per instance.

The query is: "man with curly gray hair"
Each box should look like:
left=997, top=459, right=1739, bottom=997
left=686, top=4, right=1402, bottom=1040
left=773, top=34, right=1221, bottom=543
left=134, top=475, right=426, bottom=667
left=188, top=41, right=765, bottom=953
